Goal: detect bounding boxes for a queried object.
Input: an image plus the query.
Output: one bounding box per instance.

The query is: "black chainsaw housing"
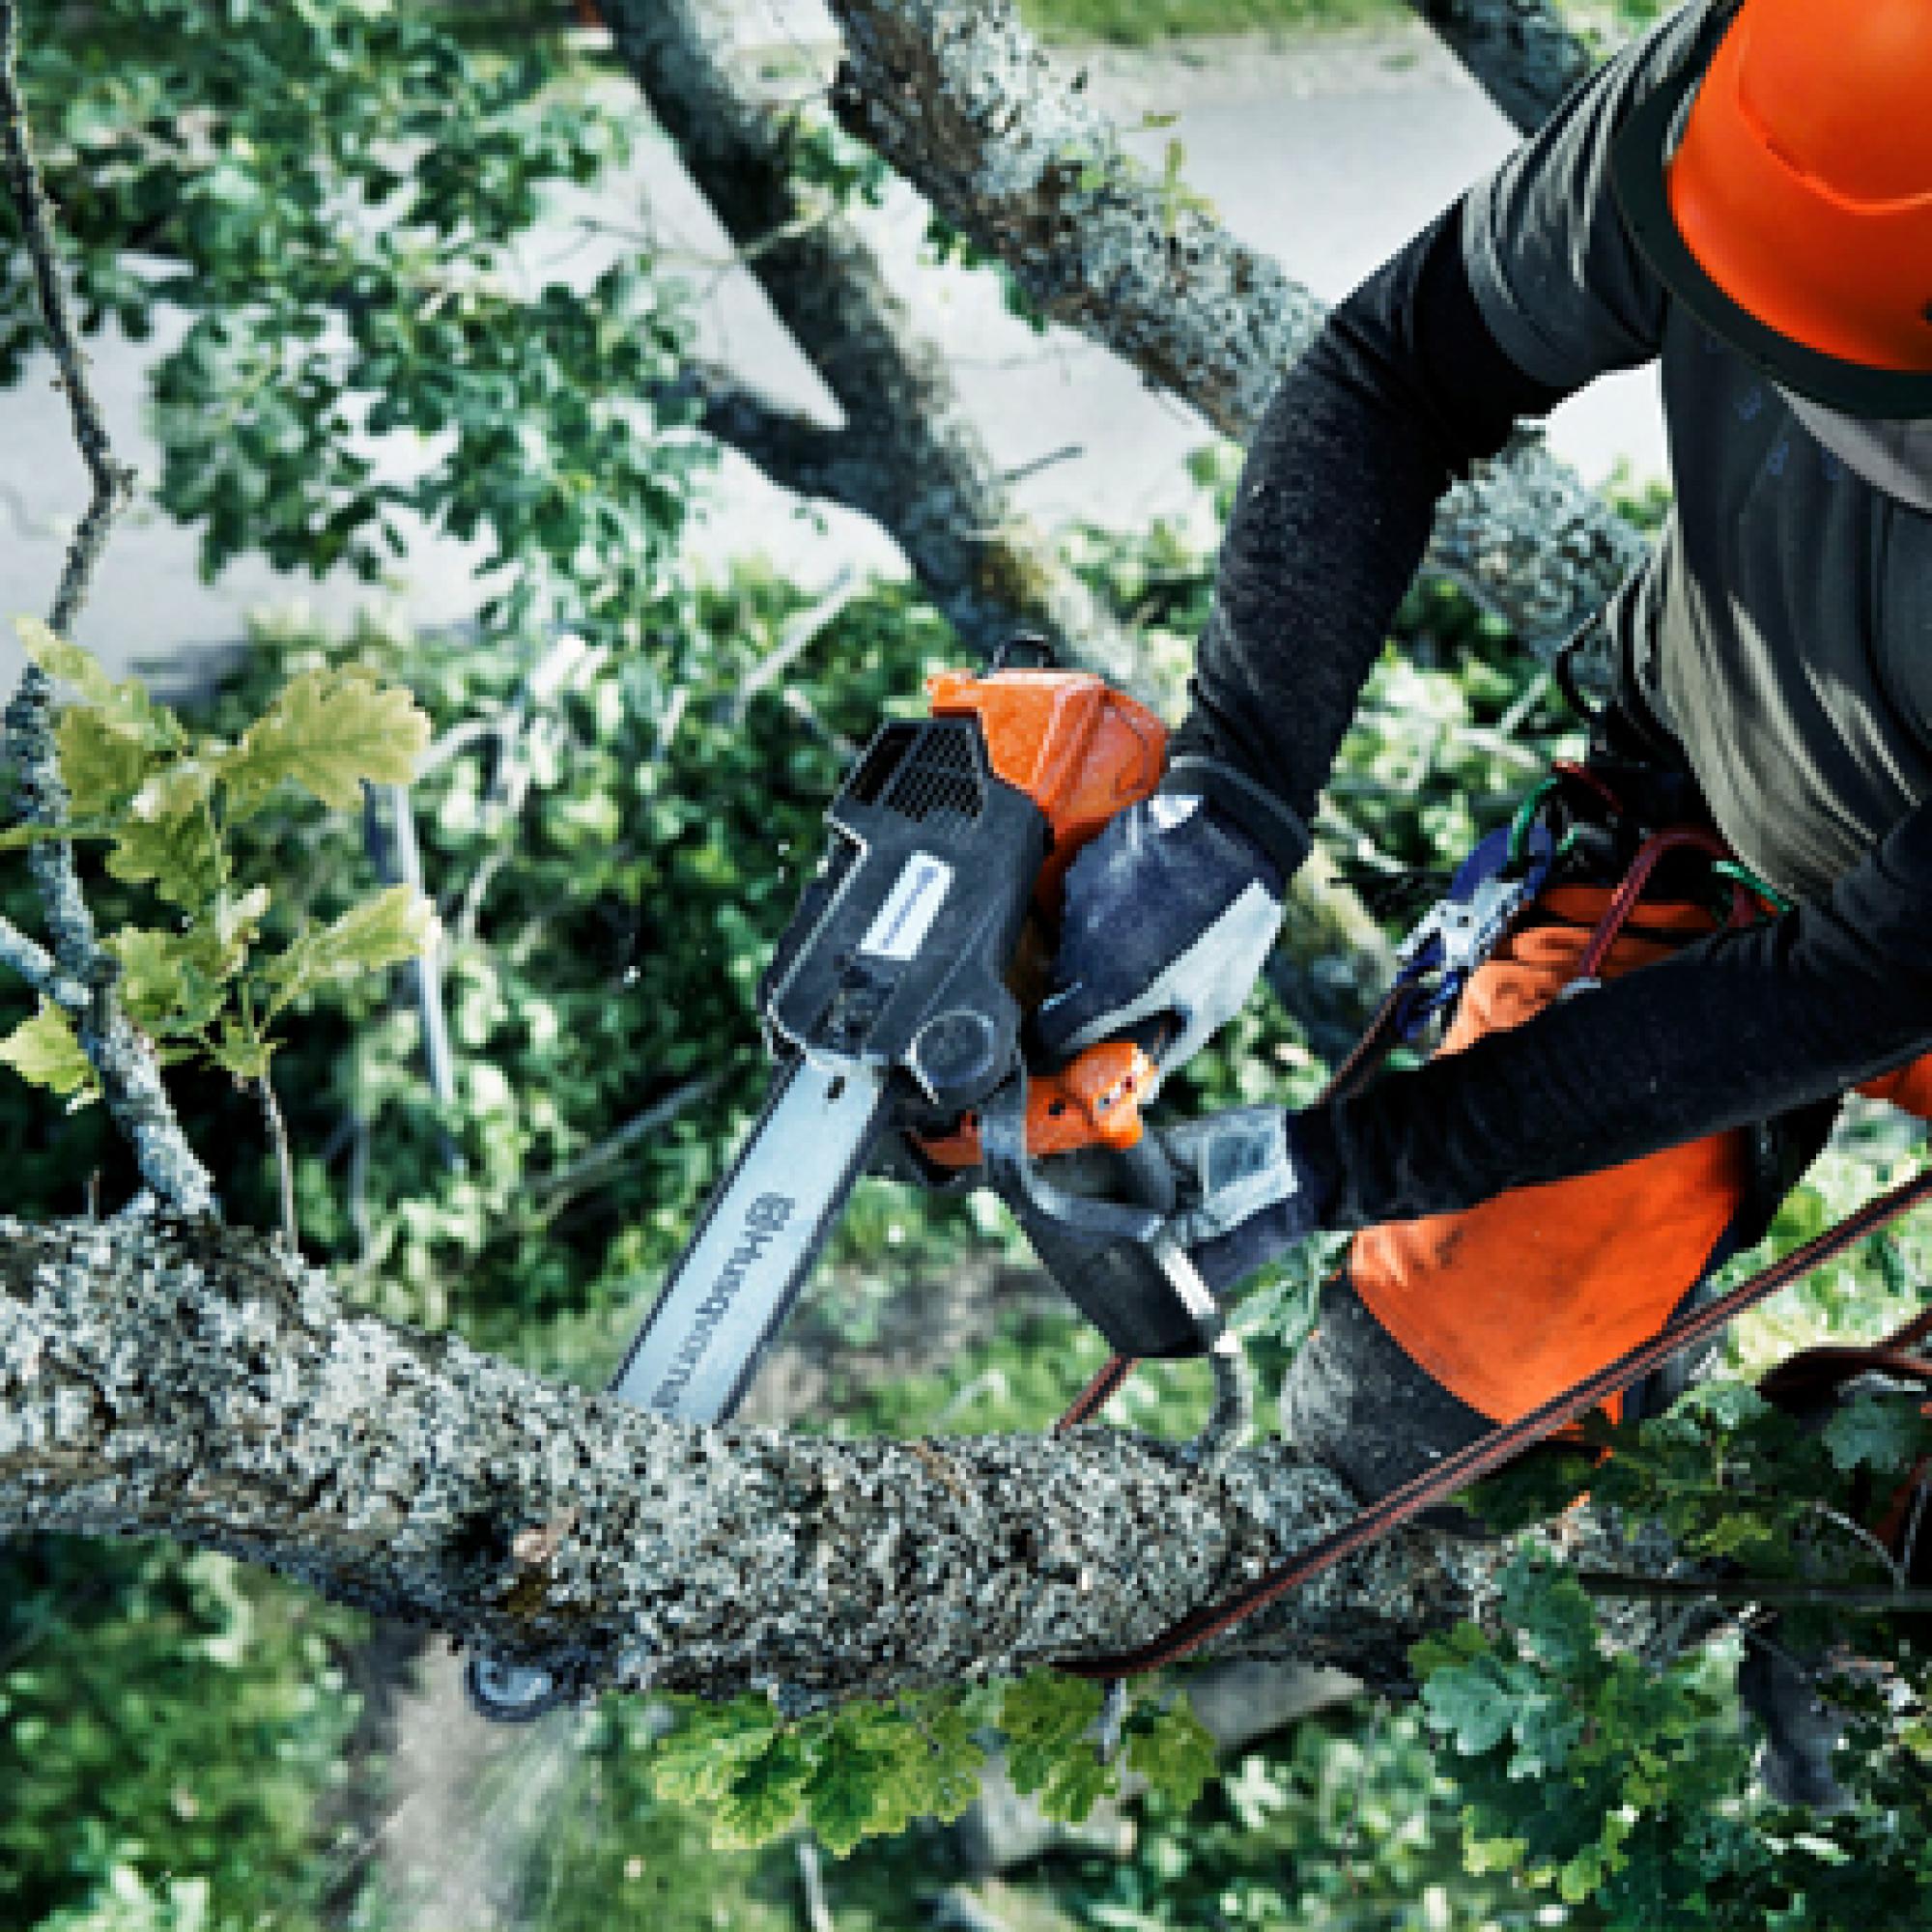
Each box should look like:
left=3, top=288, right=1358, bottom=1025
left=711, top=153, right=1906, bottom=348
left=760, top=715, right=1041, bottom=1116
left=759, top=711, right=1212, bottom=1360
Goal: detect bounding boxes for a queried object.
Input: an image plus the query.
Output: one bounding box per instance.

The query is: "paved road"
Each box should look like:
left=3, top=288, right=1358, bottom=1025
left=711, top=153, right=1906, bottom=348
left=0, top=19, right=1663, bottom=696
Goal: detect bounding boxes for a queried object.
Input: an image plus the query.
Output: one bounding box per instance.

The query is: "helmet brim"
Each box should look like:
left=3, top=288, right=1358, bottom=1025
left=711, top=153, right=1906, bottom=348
left=1610, top=64, right=1932, bottom=422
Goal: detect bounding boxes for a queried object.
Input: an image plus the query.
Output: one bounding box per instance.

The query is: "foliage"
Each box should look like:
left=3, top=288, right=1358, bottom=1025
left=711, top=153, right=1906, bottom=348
left=3, top=0, right=702, bottom=650
left=1413, top=1540, right=1932, bottom=1929
left=0, top=1540, right=362, bottom=1932
left=4, top=622, right=435, bottom=1094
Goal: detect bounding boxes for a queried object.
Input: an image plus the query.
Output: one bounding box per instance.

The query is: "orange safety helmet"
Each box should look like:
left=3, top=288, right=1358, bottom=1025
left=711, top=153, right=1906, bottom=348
left=1611, top=0, right=1932, bottom=419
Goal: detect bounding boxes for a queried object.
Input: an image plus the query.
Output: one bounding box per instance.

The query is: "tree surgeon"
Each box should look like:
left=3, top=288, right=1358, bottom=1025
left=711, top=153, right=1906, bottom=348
left=1041, top=0, right=1932, bottom=1804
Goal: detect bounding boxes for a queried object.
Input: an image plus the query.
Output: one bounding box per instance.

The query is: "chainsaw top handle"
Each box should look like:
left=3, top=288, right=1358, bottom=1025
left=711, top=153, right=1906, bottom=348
left=912, top=664, right=1168, bottom=1167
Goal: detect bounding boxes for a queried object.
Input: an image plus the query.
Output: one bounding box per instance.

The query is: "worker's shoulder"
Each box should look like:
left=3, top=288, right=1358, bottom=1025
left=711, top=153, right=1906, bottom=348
left=1459, top=3, right=1728, bottom=392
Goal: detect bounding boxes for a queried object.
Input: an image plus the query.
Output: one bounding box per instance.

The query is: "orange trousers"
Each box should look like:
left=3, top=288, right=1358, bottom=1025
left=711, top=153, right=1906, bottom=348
left=1350, top=886, right=1932, bottom=1427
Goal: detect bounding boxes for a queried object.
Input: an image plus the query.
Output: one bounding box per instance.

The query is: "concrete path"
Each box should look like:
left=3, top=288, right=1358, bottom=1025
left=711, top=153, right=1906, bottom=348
left=0, top=17, right=1663, bottom=696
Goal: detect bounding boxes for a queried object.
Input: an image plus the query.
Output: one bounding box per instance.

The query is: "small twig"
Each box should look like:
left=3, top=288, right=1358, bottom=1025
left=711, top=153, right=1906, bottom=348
left=0, top=909, right=90, bottom=1008
left=0, top=1, right=137, bottom=635
left=84, top=1168, right=99, bottom=1220
left=256, top=1072, right=298, bottom=1253
left=998, top=442, right=1083, bottom=487
left=346, top=1113, right=373, bottom=1260
left=526, top=1073, right=726, bottom=1218
left=1577, top=1571, right=1932, bottom=1613
left=363, top=783, right=463, bottom=1175
left=1903, top=1478, right=1932, bottom=1582
left=0, top=476, right=56, bottom=540
left=573, top=201, right=836, bottom=270
left=729, top=567, right=858, bottom=724
left=796, top=1836, right=834, bottom=1932
left=1804, top=1498, right=1909, bottom=1591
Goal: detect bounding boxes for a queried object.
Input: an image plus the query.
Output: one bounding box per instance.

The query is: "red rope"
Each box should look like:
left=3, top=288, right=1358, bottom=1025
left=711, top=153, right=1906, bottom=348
left=1573, top=827, right=1732, bottom=980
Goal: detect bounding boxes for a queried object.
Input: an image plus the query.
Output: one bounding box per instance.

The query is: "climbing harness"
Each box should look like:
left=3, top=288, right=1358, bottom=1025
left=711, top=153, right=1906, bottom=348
left=1053, top=764, right=1932, bottom=1678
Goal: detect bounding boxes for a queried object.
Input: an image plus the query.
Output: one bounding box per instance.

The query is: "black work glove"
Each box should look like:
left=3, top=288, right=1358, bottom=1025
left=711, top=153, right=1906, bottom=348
left=1037, top=788, right=1287, bottom=1088
left=1159, top=1105, right=1330, bottom=1294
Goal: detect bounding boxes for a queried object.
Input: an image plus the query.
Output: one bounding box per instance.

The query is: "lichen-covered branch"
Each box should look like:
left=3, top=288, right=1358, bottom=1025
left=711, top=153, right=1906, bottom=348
left=0, top=907, right=89, bottom=1009
left=0, top=1, right=216, bottom=1217
left=826, top=0, right=1645, bottom=657
left=600, top=0, right=1142, bottom=681
left=0, top=1211, right=1695, bottom=1707
left=1406, top=0, right=1598, bottom=135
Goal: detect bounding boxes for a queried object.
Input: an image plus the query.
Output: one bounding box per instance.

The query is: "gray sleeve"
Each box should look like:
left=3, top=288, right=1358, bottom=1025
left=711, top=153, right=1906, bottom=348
left=1461, top=1, right=1721, bottom=390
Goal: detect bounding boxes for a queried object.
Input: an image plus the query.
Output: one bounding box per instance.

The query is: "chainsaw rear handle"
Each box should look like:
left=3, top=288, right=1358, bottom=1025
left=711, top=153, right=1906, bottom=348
left=916, top=663, right=1217, bottom=1356
left=980, top=1075, right=1213, bottom=1359
left=907, top=663, right=1170, bottom=1165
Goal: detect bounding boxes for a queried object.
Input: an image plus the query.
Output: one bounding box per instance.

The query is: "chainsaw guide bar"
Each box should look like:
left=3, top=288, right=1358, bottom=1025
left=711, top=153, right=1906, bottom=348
left=466, top=663, right=1208, bottom=1722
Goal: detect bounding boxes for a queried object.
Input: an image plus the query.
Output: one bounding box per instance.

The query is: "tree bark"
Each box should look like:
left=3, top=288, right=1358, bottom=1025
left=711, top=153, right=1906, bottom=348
left=1406, top=0, right=1599, bottom=135
left=601, top=0, right=1142, bottom=680
left=0, top=1210, right=1693, bottom=1708
left=825, top=0, right=1645, bottom=660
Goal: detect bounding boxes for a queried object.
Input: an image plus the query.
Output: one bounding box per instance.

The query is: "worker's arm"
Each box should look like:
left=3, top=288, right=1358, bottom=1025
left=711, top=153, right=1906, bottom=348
left=1041, top=4, right=1715, bottom=1076
left=1162, top=196, right=1567, bottom=840
left=1299, top=801, right=1932, bottom=1229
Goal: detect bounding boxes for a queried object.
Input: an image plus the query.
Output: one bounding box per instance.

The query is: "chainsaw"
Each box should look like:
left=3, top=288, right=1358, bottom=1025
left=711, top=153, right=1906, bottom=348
left=466, top=642, right=1232, bottom=1722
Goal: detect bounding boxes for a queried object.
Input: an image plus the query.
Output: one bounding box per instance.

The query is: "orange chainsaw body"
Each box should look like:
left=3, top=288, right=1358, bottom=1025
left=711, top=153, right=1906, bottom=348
left=918, top=668, right=1168, bottom=1168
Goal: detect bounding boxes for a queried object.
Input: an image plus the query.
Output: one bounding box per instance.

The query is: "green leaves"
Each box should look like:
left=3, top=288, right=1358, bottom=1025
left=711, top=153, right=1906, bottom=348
left=17, top=615, right=134, bottom=711
left=1412, top=1556, right=1738, bottom=1916
left=644, top=1694, right=785, bottom=1807
left=54, top=707, right=162, bottom=817
left=641, top=1673, right=1218, bottom=1860
left=0, top=1003, right=98, bottom=1105
left=1123, top=1697, right=1218, bottom=1810
left=20, top=617, right=179, bottom=746
left=103, top=762, right=225, bottom=909
left=1415, top=1631, right=1520, bottom=1759
left=4, top=624, right=435, bottom=1095
left=647, top=1688, right=987, bottom=1858
left=1822, top=1394, right=1932, bottom=1477
left=221, top=667, right=431, bottom=814
left=104, top=888, right=270, bottom=1038
left=1000, top=1671, right=1114, bottom=1822
left=262, top=886, right=439, bottom=1019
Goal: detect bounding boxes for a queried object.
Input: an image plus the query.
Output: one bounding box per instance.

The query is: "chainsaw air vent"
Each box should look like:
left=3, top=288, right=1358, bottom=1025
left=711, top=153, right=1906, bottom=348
left=849, top=721, right=985, bottom=827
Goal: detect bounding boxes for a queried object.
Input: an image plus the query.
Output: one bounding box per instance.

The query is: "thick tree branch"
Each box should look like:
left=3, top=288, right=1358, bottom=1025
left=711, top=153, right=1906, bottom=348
left=601, top=0, right=1143, bottom=681
left=0, top=0, right=216, bottom=1216
left=1406, top=0, right=1598, bottom=134
left=825, top=0, right=1645, bottom=659
left=691, top=370, right=854, bottom=498
left=0, top=1211, right=1694, bottom=1707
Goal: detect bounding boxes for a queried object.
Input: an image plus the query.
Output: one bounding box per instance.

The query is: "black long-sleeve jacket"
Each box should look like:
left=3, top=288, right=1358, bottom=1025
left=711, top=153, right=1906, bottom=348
left=1176, top=13, right=1932, bottom=1233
